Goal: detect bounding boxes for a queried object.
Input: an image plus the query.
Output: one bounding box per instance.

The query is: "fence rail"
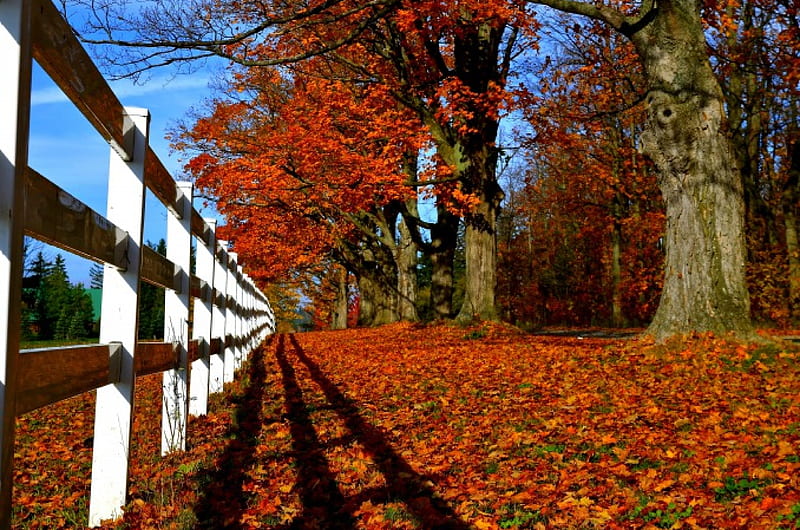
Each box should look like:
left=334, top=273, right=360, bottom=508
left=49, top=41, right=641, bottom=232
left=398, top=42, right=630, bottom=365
left=0, top=0, right=276, bottom=527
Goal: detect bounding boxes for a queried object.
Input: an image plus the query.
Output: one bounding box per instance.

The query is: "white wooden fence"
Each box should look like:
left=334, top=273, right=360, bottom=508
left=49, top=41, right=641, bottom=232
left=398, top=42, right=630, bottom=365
left=0, top=0, right=276, bottom=526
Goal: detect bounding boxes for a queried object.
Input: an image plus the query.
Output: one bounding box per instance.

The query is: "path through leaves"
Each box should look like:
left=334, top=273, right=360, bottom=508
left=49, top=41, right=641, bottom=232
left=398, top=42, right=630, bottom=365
left=12, top=323, right=800, bottom=528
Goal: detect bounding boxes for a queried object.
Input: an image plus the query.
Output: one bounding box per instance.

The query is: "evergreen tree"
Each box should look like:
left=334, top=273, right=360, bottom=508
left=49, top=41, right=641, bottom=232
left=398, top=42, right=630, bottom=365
left=137, top=239, right=166, bottom=340
left=21, top=252, right=97, bottom=341
left=89, top=262, right=104, bottom=288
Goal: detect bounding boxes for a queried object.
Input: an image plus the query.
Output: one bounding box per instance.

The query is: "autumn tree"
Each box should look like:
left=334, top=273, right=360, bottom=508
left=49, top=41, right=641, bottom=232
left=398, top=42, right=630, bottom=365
left=515, top=0, right=754, bottom=338
left=504, top=14, right=663, bottom=327
left=705, top=0, right=799, bottom=325
left=179, top=61, right=429, bottom=327
left=66, top=0, right=542, bottom=324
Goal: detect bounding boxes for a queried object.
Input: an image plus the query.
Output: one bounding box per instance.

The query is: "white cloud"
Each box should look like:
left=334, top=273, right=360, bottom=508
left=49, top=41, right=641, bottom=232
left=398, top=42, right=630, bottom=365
left=29, top=73, right=211, bottom=106
left=30, top=86, right=70, bottom=105
left=109, top=74, right=211, bottom=99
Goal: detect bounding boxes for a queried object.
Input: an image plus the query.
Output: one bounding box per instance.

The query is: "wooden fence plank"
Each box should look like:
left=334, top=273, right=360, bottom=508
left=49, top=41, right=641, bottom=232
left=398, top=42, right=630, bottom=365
left=161, top=181, right=192, bottom=454
left=16, top=344, right=122, bottom=415
left=29, top=0, right=133, bottom=160
left=141, top=245, right=180, bottom=291
left=188, top=219, right=215, bottom=417
left=88, top=108, right=148, bottom=527
left=144, top=147, right=183, bottom=218
left=0, top=0, right=32, bottom=523
left=24, top=167, right=128, bottom=269
left=190, top=275, right=211, bottom=302
left=134, top=342, right=178, bottom=377
left=191, top=211, right=210, bottom=244
left=188, top=340, right=201, bottom=363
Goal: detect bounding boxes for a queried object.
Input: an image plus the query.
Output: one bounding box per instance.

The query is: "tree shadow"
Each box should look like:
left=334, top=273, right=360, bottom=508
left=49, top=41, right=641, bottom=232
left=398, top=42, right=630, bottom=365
left=193, top=336, right=271, bottom=528
left=279, top=333, right=471, bottom=530
left=273, top=333, right=356, bottom=528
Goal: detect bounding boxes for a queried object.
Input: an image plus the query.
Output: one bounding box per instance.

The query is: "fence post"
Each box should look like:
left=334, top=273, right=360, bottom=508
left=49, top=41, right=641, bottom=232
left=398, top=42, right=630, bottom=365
left=189, top=219, right=216, bottom=417
left=161, top=182, right=192, bottom=454
left=209, top=242, right=227, bottom=393
left=244, top=273, right=254, bottom=355
left=223, top=253, right=237, bottom=383
left=233, top=255, right=243, bottom=370
left=88, top=107, right=149, bottom=527
left=0, top=0, right=32, bottom=525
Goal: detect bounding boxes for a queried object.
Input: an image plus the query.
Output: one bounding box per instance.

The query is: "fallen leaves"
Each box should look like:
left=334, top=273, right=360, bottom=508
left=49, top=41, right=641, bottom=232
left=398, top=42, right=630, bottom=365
left=11, top=324, right=800, bottom=528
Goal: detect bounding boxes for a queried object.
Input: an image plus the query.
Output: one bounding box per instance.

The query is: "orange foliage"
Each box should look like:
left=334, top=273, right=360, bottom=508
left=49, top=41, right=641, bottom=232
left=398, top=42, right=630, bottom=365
left=12, top=324, right=800, bottom=528
left=501, top=17, right=664, bottom=327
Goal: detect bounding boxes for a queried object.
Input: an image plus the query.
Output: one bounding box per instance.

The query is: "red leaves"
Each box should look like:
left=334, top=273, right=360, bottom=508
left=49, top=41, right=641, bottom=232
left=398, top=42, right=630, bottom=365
left=12, top=325, right=800, bottom=528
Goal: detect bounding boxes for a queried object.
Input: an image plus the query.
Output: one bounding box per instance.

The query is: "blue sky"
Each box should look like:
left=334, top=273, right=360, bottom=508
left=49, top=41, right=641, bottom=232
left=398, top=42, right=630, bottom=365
left=27, top=60, right=220, bottom=285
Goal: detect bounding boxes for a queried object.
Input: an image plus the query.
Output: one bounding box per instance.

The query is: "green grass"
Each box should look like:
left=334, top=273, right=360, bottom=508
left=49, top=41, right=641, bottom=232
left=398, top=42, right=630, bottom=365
left=19, top=338, right=99, bottom=350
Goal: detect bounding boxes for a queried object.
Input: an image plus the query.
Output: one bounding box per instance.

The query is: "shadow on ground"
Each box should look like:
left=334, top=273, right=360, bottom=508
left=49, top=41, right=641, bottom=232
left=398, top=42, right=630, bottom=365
left=531, top=329, right=640, bottom=339
left=270, top=333, right=471, bottom=530
left=194, top=337, right=272, bottom=528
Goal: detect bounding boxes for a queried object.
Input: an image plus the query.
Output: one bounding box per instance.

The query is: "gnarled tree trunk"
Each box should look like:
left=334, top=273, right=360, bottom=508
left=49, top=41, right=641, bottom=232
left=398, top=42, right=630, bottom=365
left=331, top=266, right=348, bottom=330
left=396, top=215, right=419, bottom=321
left=534, top=0, right=755, bottom=339
left=632, top=2, right=752, bottom=338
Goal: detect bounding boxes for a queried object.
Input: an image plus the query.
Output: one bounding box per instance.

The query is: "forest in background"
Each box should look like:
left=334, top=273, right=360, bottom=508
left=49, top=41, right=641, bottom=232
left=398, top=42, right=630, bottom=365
left=20, top=239, right=169, bottom=344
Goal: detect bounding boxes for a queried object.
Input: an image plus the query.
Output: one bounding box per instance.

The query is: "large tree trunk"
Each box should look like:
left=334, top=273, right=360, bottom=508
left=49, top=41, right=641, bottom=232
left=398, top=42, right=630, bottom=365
left=610, top=214, right=625, bottom=328
left=784, top=134, right=800, bottom=320
left=357, top=274, right=376, bottom=326
left=428, top=206, right=459, bottom=320
left=632, top=2, right=753, bottom=339
left=331, top=266, right=348, bottom=330
left=396, top=215, right=419, bottom=321
left=457, top=182, right=502, bottom=321
left=533, top=0, right=755, bottom=338
left=356, top=246, right=400, bottom=326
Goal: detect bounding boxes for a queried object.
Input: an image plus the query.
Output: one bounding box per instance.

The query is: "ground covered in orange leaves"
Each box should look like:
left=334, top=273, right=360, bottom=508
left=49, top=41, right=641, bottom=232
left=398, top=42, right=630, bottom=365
left=12, top=323, right=800, bottom=529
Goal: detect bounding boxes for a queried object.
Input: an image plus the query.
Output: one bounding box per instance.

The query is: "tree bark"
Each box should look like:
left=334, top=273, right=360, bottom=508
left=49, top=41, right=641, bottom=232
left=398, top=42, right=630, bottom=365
left=784, top=135, right=800, bottom=320
left=331, top=266, right=348, bottom=329
left=610, top=213, right=625, bottom=328
left=396, top=214, right=419, bottom=321
left=457, top=182, right=502, bottom=321
left=355, top=243, right=400, bottom=327
left=632, top=2, right=752, bottom=338
left=357, top=273, right=376, bottom=326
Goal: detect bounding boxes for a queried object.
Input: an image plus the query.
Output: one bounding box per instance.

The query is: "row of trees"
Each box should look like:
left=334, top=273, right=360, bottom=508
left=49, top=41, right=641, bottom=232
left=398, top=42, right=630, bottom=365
left=67, top=0, right=798, bottom=337
left=21, top=250, right=96, bottom=341
left=20, top=239, right=168, bottom=342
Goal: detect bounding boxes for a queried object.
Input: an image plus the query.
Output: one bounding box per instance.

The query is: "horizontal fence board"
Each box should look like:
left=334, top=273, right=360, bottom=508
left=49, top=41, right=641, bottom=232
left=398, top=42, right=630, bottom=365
left=144, top=147, right=183, bottom=218
left=134, top=342, right=178, bottom=377
left=24, top=167, right=128, bottom=269
left=141, top=246, right=179, bottom=291
left=190, top=276, right=211, bottom=302
left=191, top=211, right=211, bottom=245
left=16, top=343, right=122, bottom=414
left=30, top=0, right=133, bottom=160
left=209, top=338, right=222, bottom=356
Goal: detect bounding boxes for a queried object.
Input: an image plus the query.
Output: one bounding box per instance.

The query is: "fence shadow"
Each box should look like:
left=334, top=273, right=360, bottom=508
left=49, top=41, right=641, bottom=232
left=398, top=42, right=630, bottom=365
left=194, top=336, right=271, bottom=528
left=280, top=333, right=471, bottom=530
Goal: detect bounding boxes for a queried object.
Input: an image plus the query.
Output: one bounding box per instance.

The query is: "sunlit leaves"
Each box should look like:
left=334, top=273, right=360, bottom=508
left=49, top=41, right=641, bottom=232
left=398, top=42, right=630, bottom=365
left=12, top=325, right=800, bottom=528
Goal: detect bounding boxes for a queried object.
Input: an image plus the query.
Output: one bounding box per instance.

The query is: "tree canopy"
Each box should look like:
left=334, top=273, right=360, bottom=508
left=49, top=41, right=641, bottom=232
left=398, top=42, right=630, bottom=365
left=65, top=0, right=800, bottom=337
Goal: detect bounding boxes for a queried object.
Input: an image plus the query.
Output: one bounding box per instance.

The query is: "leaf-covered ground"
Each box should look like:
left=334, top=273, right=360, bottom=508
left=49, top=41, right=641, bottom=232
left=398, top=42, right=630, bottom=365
left=12, top=323, right=800, bottom=529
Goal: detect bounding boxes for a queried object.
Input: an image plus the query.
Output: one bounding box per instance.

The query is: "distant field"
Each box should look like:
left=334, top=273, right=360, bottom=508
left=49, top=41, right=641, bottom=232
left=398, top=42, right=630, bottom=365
left=19, top=339, right=100, bottom=350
